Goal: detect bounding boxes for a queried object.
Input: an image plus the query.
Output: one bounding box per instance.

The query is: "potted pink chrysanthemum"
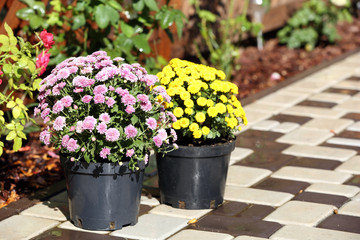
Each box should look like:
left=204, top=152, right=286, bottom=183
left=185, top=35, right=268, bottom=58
left=36, top=51, right=177, bottom=230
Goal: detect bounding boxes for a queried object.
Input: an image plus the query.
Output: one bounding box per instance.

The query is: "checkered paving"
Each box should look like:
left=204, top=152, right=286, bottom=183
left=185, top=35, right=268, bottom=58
left=1, top=53, right=360, bottom=239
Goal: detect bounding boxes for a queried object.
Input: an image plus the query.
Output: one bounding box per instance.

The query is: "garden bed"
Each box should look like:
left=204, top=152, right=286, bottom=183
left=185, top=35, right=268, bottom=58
left=1, top=15, right=360, bottom=208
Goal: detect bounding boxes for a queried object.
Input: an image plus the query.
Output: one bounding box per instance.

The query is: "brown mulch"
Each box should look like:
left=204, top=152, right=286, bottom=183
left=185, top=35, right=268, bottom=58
left=1, top=16, right=360, bottom=208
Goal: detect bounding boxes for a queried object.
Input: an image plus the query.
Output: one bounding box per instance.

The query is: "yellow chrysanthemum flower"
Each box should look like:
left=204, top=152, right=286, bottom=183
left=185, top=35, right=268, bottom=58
left=184, top=99, right=194, bottom=108
left=216, top=103, right=227, bottom=114
left=207, top=107, right=218, bottom=118
left=216, top=70, right=226, bottom=80
left=180, top=91, right=191, bottom=100
left=202, top=126, right=210, bottom=135
left=197, top=97, right=207, bottom=107
left=185, top=107, right=194, bottom=115
left=173, top=107, right=184, bottom=118
left=172, top=121, right=181, bottom=130
left=189, top=123, right=199, bottom=132
left=157, top=72, right=164, bottom=79
left=220, top=95, right=228, bottom=103
left=227, top=105, right=234, bottom=114
left=195, top=112, right=206, bottom=123
left=188, top=84, right=201, bottom=94
left=206, top=99, right=214, bottom=107
left=167, top=87, right=176, bottom=97
left=179, top=118, right=190, bottom=128
left=193, top=129, right=202, bottom=139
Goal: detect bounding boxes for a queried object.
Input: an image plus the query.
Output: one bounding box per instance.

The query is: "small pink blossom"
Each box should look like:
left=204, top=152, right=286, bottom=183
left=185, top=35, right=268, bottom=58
left=61, top=135, right=70, bottom=147
left=40, top=129, right=51, bottom=145
left=144, top=75, right=158, bottom=86
left=105, top=128, right=120, bottom=142
left=125, top=105, right=135, bottom=114
left=124, top=125, right=137, bottom=138
left=82, top=95, right=92, bottom=103
left=153, top=135, right=162, bottom=147
left=126, top=149, right=135, bottom=158
left=61, top=96, right=73, bottom=107
left=109, top=86, right=115, bottom=91
left=73, top=105, right=78, bottom=110
left=94, top=94, right=105, bottom=104
left=99, top=113, right=111, bottom=123
left=69, top=126, right=75, bottom=131
left=82, top=116, right=97, bottom=131
left=57, top=68, right=70, bottom=80
left=144, top=154, right=149, bottom=164
left=140, top=102, right=152, bottom=112
left=41, top=108, right=50, bottom=120
left=106, top=97, right=115, bottom=108
left=81, top=66, right=93, bottom=74
left=67, top=138, right=79, bottom=152
left=93, top=84, right=108, bottom=95
left=81, top=147, right=85, bottom=152
left=73, top=87, right=84, bottom=93
left=53, top=116, right=66, bottom=131
left=146, top=117, right=157, bottom=130
left=157, top=129, right=167, bottom=141
left=170, top=129, right=178, bottom=141
left=137, top=94, right=149, bottom=103
left=115, top=87, right=129, bottom=96
left=100, top=147, right=111, bottom=159
left=121, top=94, right=136, bottom=106
left=96, top=122, right=107, bottom=134
left=76, top=121, right=83, bottom=133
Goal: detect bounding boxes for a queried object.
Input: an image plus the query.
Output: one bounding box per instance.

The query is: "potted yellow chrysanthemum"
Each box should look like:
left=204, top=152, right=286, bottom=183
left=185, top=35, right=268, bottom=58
left=156, top=58, right=247, bottom=209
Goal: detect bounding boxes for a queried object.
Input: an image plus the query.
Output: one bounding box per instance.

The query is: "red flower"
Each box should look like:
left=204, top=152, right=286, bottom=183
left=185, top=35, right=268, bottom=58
left=36, top=50, right=50, bottom=76
left=0, top=68, right=3, bottom=85
left=39, top=29, right=55, bottom=49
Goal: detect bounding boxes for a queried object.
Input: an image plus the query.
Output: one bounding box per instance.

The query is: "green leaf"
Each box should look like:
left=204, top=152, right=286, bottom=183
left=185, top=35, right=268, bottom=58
left=94, top=4, right=110, bottom=29
left=132, top=34, right=151, bottom=54
left=33, top=78, right=42, bottom=90
left=20, top=0, right=35, bottom=7
left=6, top=131, right=17, bottom=141
left=13, top=106, right=22, bottom=119
left=198, top=10, right=217, bottom=23
left=3, top=64, right=12, bottom=74
left=105, top=5, right=120, bottom=25
left=144, top=0, right=159, bottom=11
left=29, top=15, right=44, bottom=29
left=107, top=0, right=123, bottom=11
left=0, top=146, right=3, bottom=156
left=120, top=21, right=135, bottom=37
left=18, top=56, right=28, bottom=67
left=174, top=11, right=186, bottom=39
left=17, top=131, right=27, bottom=139
left=16, top=8, right=35, bottom=20
left=5, top=123, right=15, bottom=130
left=131, top=115, right=139, bottom=125
left=33, top=2, right=46, bottom=16
left=72, top=14, right=86, bottom=30
left=4, top=23, right=14, bottom=37
left=0, top=35, right=9, bottom=45
left=157, top=10, right=174, bottom=29
left=13, top=137, right=22, bottom=151
left=6, top=101, right=16, bottom=109
left=133, top=0, right=145, bottom=12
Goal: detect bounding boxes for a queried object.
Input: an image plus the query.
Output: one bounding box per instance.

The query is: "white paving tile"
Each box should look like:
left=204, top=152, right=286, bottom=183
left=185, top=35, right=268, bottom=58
left=244, top=102, right=287, bottom=114
left=333, top=99, right=360, bottom=113
left=251, top=120, right=280, bottom=131
left=271, top=166, right=352, bottom=184
left=234, top=237, right=268, bottom=240
left=270, top=225, right=360, bottom=240
left=226, top=166, right=272, bottom=187
left=243, top=109, right=273, bottom=127
left=282, top=144, right=357, bottom=162
left=326, top=137, right=360, bottom=147
left=347, top=121, right=360, bottom=132
left=257, top=92, right=307, bottom=107
left=353, top=192, right=360, bottom=201
left=276, top=128, right=333, bottom=146
left=0, top=215, right=59, bottom=240
left=110, top=214, right=188, bottom=240
left=353, top=93, right=360, bottom=100
left=333, top=80, right=360, bottom=90
left=301, top=118, right=354, bottom=134
left=230, top=147, right=254, bottom=165
left=149, top=204, right=211, bottom=220
left=224, top=185, right=293, bottom=207
left=335, top=155, right=360, bottom=174
left=58, top=221, right=109, bottom=234
left=168, top=229, right=234, bottom=240
left=281, top=105, right=345, bottom=119
left=288, top=79, right=333, bottom=93
left=141, top=195, right=161, bottom=206
left=305, top=183, right=360, bottom=198
left=271, top=122, right=300, bottom=133
left=308, top=92, right=351, bottom=104
left=338, top=201, right=360, bottom=217
left=264, top=201, right=334, bottom=227
left=20, top=201, right=67, bottom=221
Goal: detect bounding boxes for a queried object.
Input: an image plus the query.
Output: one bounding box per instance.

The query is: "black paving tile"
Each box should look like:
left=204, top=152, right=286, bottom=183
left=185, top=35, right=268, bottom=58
left=324, top=88, right=359, bottom=95
left=236, top=152, right=295, bottom=171
left=342, top=113, right=360, bottom=121
left=320, top=143, right=360, bottom=152
left=0, top=206, right=17, bottom=221
left=139, top=204, right=152, bottom=216
left=236, top=137, right=290, bottom=153
left=337, top=131, right=360, bottom=140
left=345, top=175, right=360, bottom=187
left=211, top=201, right=248, bottom=217
left=318, top=214, right=360, bottom=234
left=287, top=157, right=342, bottom=170
left=293, top=192, right=348, bottom=208
left=253, top=178, right=310, bottom=195
left=297, top=100, right=337, bottom=108
left=346, top=76, right=360, bottom=81
left=237, top=130, right=283, bottom=141
left=269, top=114, right=312, bottom=124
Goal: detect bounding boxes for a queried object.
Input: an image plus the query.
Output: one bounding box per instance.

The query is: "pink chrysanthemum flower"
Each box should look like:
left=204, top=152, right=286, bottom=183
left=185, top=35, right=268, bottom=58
left=68, top=66, right=78, bottom=74
left=153, top=135, right=163, bottom=147
left=61, top=135, right=70, bottom=148
left=82, top=116, right=97, bottom=131
left=121, top=94, right=136, bottom=106
left=61, top=96, right=73, bottom=108
left=76, top=121, right=83, bottom=133
left=146, top=117, right=157, bottom=130
left=115, top=87, right=129, bottom=96
left=144, top=154, right=149, bottom=164
left=94, top=94, right=105, bottom=104
left=167, top=112, right=177, bottom=122
left=93, top=84, right=108, bottom=95
left=40, top=128, right=51, bottom=145
left=124, top=125, right=138, bottom=138
left=56, top=68, right=71, bottom=80
left=53, top=116, right=66, bottom=131
left=109, top=86, right=115, bottom=91
left=82, top=95, right=92, bottom=103
left=140, top=102, right=152, bottom=112
left=73, top=76, right=92, bottom=87
left=95, top=70, right=108, bottom=81
left=96, top=122, right=107, bottom=134
left=73, top=87, right=84, bottom=93
left=81, top=66, right=93, bottom=74
left=41, top=108, right=50, bottom=120
left=105, top=128, right=120, bottom=142
left=137, top=94, right=149, bottom=103
left=157, top=129, right=167, bottom=141
left=170, top=129, right=178, bottom=141
left=106, top=97, right=115, bottom=108
left=126, top=149, right=135, bottom=158
left=99, top=113, right=111, bottom=123
left=125, top=105, right=135, bottom=114
left=100, top=147, right=111, bottom=159
left=53, top=102, right=64, bottom=114
left=144, top=75, right=158, bottom=86
left=67, top=138, right=79, bottom=152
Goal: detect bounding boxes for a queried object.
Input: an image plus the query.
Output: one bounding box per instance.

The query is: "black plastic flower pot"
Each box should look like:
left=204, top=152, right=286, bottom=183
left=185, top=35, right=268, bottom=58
left=60, top=155, right=144, bottom=230
left=156, top=140, right=235, bottom=209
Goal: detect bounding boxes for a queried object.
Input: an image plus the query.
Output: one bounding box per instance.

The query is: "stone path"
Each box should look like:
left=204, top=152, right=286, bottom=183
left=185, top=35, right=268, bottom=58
left=1, top=52, right=360, bottom=239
